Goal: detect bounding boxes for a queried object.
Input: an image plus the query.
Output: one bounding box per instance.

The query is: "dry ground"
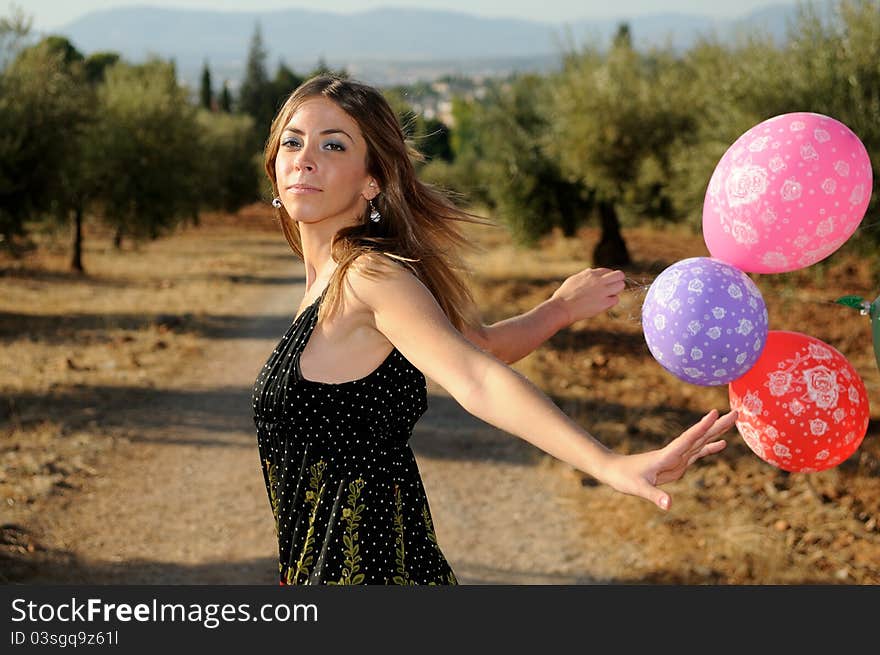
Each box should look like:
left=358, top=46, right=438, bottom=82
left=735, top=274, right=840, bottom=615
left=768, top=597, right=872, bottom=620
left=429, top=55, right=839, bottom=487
left=465, top=217, right=880, bottom=583
left=1, top=205, right=878, bottom=584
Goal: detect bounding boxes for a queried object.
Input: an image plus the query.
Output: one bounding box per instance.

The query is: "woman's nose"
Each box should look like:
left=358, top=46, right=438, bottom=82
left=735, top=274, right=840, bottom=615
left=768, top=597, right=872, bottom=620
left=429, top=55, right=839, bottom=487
left=295, top=155, right=315, bottom=172
left=293, top=144, right=316, bottom=172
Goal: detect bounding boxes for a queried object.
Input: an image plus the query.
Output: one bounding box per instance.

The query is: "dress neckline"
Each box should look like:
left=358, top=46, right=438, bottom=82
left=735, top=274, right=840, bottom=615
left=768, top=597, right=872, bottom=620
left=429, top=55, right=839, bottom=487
left=292, top=283, right=403, bottom=387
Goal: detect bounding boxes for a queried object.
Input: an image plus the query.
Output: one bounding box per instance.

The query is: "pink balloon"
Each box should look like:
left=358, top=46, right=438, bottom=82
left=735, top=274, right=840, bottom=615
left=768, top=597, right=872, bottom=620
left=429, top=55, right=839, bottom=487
left=703, top=112, right=872, bottom=273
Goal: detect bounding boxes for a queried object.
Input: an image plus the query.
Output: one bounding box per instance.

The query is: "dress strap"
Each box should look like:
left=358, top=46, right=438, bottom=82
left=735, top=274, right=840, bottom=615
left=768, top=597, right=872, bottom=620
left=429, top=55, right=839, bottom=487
left=293, top=285, right=328, bottom=381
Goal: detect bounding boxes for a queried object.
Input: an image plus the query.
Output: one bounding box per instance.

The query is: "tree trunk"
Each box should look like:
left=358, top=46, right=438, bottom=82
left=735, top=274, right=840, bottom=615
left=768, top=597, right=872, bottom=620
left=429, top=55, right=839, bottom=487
left=70, top=206, right=85, bottom=273
left=593, top=200, right=631, bottom=268
left=558, top=189, right=579, bottom=238
left=114, top=224, right=124, bottom=250
left=556, top=180, right=587, bottom=238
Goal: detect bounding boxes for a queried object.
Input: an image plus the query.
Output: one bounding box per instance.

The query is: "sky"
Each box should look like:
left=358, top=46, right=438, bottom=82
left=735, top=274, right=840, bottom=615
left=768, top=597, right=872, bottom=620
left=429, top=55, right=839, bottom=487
left=16, top=0, right=805, bottom=32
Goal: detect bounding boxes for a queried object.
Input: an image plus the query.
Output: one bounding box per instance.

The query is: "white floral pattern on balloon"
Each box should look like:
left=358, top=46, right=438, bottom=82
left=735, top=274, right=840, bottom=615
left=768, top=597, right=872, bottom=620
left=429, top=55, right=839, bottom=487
left=703, top=112, right=872, bottom=274
left=729, top=331, right=869, bottom=472
left=642, top=257, right=769, bottom=386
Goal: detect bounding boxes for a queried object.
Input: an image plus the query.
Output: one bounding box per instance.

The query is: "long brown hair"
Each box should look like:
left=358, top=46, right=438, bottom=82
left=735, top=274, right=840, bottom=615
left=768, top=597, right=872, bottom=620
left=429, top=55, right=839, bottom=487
left=263, top=74, right=498, bottom=333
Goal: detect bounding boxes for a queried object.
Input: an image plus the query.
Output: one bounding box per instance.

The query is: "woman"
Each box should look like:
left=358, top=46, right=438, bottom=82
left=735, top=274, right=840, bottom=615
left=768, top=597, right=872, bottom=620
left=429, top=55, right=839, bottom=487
left=252, top=75, right=736, bottom=585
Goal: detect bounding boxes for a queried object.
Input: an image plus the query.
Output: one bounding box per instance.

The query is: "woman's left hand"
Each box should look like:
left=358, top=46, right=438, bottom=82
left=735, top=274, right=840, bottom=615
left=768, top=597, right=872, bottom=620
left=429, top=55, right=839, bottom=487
left=600, top=409, right=739, bottom=511
left=550, top=267, right=626, bottom=327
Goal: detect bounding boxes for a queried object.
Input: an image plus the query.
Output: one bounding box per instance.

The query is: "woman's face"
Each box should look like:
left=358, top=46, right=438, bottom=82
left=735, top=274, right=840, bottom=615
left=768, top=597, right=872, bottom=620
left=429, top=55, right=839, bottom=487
left=275, top=96, right=377, bottom=225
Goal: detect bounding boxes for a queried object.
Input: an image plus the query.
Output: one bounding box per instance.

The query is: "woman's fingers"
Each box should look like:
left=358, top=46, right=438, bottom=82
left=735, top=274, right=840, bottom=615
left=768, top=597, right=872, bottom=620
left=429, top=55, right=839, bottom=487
left=603, top=271, right=626, bottom=293
left=687, top=439, right=728, bottom=467
left=655, top=411, right=735, bottom=483
left=620, top=409, right=736, bottom=512
left=674, top=410, right=737, bottom=456
left=680, top=416, right=736, bottom=465
left=669, top=409, right=719, bottom=453
left=704, top=410, right=739, bottom=439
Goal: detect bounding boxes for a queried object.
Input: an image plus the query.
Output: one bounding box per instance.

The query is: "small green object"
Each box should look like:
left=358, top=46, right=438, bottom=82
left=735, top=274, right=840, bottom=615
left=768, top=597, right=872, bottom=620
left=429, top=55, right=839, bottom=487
left=834, top=295, right=870, bottom=312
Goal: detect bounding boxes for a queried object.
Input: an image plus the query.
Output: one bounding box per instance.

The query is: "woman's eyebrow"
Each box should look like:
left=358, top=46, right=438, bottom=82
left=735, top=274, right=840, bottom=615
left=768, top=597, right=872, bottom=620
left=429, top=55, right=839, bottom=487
left=282, top=126, right=354, bottom=141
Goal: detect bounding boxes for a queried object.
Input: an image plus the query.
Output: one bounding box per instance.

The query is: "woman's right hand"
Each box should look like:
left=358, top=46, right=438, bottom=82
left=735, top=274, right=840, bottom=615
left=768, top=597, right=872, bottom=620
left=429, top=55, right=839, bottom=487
left=600, top=409, right=738, bottom=511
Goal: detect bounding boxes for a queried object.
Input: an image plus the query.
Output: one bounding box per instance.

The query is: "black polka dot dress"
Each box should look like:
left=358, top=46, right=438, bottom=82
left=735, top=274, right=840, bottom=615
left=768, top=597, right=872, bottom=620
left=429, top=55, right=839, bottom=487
left=252, top=285, right=458, bottom=585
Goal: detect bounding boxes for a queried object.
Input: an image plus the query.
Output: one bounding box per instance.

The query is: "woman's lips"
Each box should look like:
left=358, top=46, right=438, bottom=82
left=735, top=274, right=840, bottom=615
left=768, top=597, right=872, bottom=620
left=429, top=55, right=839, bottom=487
left=288, top=186, right=322, bottom=194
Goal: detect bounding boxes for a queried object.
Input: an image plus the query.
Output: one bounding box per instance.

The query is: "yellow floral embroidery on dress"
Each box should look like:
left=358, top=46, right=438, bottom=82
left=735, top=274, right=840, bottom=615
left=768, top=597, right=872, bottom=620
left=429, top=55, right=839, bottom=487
left=330, top=478, right=366, bottom=585
left=384, top=483, right=459, bottom=586
left=422, top=504, right=459, bottom=585
left=422, top=505, right=437, bottom=546
left=287, top=460, right=326, bottom=585
left=265, top=459, right=280, bottom=538
left=390, top=483, right=416, bottom=585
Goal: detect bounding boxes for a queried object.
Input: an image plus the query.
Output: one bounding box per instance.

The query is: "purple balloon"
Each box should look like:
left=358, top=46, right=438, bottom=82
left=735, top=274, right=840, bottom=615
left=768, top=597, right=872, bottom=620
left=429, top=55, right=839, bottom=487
left=642, top=257, right=768, bottom=386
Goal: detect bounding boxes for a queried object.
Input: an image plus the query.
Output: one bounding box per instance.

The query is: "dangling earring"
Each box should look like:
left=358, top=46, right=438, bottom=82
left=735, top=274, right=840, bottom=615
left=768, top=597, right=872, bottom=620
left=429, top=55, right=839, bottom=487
left=369, top=198, right=381, bottom=222
left=271, top=197, right=282, bottom=209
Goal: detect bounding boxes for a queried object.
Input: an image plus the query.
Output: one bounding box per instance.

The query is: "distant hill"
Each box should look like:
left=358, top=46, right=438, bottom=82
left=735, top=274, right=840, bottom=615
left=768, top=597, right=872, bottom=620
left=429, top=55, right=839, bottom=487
left=48, top=3, right=826, bottom=89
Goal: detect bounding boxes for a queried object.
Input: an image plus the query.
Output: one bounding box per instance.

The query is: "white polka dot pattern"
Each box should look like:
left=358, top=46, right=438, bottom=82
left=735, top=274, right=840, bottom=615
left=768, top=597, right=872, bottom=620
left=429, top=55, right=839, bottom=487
left=252, top=286, right=458, bottom=585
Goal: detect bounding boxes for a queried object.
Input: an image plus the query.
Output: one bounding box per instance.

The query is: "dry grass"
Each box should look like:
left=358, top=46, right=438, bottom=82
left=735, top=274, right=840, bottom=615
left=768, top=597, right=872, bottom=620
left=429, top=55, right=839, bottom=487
left=460, top=217, right=880, bottom=585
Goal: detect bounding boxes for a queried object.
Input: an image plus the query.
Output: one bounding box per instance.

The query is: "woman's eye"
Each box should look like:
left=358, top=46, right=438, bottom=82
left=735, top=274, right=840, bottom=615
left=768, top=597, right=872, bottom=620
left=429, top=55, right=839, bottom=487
left=280, top=138, right=345, bottom=152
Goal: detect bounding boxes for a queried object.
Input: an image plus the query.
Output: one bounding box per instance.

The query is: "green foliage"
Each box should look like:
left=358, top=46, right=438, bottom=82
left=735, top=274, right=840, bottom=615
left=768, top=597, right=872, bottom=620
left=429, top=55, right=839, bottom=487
left=83, top=52, right=119, bottom=84
left=271, top=62, right=303, bottom=109
left=219, top=80, right=232, bottom=113
left=307, top=56, right=347, bottom=80
left=200, top=60, right=212, bottom=110
left=782, top=0, right=880, bottom=240
left=37, top=35, right=83, bottom=66
left=238, top=26, right=313, bottom=147
left=195, top=109, right=259, bottom=212
left=436, top=95, right=494, bottom=207
left=662, top=0, right=880, bottom=241
left=0, top=5, right=31, bottom=70
left=664, top=33, right=791, bottom=229
left=419, top=117, right=452, bottom=162
left=1, top=7, right=266, bottom=261
left=462, top=74, right=587, bottom=246
left=382, top=86, right=453, bottom=167
left=89, top=59, right=200, bottom=240
left=238, top=23, right=274, bottom=139
left=548, top=36, right=695, bottom=217
left=0, top=35, right=92, bottom=245
left=438, top=0, right=880, bottom=252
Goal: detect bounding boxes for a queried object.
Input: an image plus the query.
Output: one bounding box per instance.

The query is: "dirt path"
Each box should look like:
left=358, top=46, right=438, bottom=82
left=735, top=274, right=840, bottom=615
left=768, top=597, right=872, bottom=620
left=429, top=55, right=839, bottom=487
left=8, top=240, right=604, bottom=585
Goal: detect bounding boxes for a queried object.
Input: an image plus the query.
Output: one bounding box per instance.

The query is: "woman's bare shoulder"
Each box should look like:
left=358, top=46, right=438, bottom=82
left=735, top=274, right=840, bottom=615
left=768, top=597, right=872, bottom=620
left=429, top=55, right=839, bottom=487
left=336, top=252, right=426, bottom=329
left=344, top=251, right=490, bottom=399
left=346, top=252, right=423, bottom=297
left=349, top=251, right=417, bottom=279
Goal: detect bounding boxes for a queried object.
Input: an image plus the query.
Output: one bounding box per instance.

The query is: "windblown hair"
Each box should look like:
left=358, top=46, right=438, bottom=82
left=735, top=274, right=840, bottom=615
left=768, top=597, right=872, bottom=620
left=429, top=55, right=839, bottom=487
left=263, top=74, right=498, bottom=333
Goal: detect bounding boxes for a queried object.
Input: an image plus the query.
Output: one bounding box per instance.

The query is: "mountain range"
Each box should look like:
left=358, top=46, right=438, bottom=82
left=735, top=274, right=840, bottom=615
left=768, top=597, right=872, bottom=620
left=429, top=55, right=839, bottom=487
left=48, top=3, right=830, bottom=89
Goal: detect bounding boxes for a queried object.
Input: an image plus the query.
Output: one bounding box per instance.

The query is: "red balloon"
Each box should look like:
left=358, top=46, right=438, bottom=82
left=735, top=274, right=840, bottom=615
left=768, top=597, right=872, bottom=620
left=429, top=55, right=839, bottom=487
left=729, top=330, right=869, bottom=472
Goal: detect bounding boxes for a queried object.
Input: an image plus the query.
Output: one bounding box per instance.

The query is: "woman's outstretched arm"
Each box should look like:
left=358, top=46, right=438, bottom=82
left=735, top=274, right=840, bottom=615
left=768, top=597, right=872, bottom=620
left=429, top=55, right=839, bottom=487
left=463, top=267, right=627, bottom=364
left=347, top=254, right=735, bottom=511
